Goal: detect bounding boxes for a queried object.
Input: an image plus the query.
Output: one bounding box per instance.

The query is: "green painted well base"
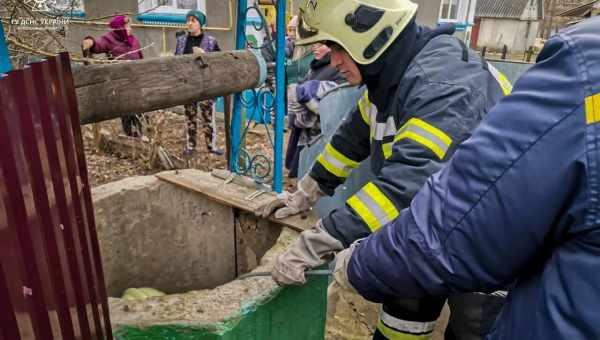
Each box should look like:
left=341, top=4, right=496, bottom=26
left=114, top=275, right=328, bottom=340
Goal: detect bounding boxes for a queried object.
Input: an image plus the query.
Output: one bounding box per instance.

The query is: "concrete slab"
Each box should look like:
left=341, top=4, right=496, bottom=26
left=93, top=175, right=237, bottom=296
left=107, top=228, right=296, bottom=328
left=91, top=170, right=328, bottom=339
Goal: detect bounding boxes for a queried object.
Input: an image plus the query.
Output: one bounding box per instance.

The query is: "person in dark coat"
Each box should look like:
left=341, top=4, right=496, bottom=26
left=174, top=10, right=223, bottom=156
left=259, top=0, right=512, bottom=339
left=302, top=43, right=346, bottom=83
left=285, top=42, right=345, bottom=178
left=285, top=15, right=298, bottom=59
left=338, top=15, right=600, bottom=340
left=82, top=15, right=145, bottom=137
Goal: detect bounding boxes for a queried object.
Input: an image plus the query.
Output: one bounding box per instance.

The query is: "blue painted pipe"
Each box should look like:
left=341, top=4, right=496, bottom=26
left=273, top=0, right=286, bottom=193
left=136, top=13, right=187, bottom=24
left=230, top=0, right=248, bottom=171
left=0, top=24, right=11, bottom=73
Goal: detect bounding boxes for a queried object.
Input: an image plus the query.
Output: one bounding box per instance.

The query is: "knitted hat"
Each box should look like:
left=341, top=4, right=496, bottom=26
left=109, top=15, right=133, bottom=45
left=109, top=15, right=127, bottom=29
left=186, top=10, right=206, bottom=26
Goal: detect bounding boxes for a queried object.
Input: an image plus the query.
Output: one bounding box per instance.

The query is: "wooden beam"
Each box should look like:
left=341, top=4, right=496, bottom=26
left=96, top=131, right=182, bottom=170
left=73, top=51, right=261, bottom=125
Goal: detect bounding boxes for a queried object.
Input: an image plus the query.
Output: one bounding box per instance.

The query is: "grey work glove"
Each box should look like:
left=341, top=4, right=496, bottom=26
left=271, top=221, right=344, bottom=286
left=332, top=242, right=360, bottom=293
left=327, top=243, right=360, bottom=315
left=256, top=175, right=324, bottom=219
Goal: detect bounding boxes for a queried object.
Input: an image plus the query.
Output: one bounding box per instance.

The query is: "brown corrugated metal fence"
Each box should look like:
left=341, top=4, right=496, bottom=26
left=0, top=53, right=112, bottom=340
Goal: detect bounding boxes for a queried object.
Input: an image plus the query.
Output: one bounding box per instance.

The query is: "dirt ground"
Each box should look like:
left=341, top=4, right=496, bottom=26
left=83, top=109, right=297, bottom=190
left=83, top=110, right=449, bottom=339
left=482, top=51, right=539, bottom=63
left=325, top=292, right=449, bottom=340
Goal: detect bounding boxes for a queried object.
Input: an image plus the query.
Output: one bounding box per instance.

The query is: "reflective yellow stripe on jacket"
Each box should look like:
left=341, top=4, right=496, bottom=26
left=377, top=320, right=434, bottom=340
left=358, top=92, right=372, bottom=125
left=377, top=309, right=436, bottom=340
left=488, top=63, right=513, bottom=96
left=585, top=92, right=600, bottom=125
left=383, top=118, right=453, bottom=160
left=347, top=182, right=399, bottom=232
left=317, top=143, right=359, bottom=178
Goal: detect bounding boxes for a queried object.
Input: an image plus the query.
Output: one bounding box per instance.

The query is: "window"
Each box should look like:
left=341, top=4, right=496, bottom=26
left=31, top=0, right=84, bottom=13
left=439, top=0, right=460, bottom=21
left=138, top=0, right=206, bottom=15
left=53, top=0, right=84, bottom=11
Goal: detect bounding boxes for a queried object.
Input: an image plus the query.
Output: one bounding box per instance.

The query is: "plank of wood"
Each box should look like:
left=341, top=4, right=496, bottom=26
left=73, top=51, right=261, bottom=125
left=155, top=170, right=318, bottom=232
left=210, top=168, right=270, bottom=191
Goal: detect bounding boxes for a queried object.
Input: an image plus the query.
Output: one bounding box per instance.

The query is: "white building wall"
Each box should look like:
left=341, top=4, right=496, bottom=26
left=68, top=0, right=236, bottom=59
left=460, top=0, right=478, bottom=45
left=456, top=0, right=477, bottom=23
left=412, top=0, right=443, bottom=27
left=476, top=18, right=539, bottom=52
left=520, top=0, right=539, bottom=20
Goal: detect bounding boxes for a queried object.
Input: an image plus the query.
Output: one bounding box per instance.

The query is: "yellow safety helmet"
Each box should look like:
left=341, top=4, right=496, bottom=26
left=296, top=0, right=418, bottom=64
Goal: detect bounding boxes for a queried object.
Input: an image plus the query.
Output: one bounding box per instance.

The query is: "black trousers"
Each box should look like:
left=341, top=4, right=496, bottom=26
left=121, top=114, right=143, bottom=137
left=373, top=293, right=505, bottom=340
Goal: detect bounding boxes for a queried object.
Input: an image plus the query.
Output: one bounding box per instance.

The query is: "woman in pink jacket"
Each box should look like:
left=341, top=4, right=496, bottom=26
left=82, top=15, right=144, bottom=137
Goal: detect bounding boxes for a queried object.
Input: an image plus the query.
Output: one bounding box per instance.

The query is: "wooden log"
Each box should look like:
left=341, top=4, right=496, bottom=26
left=97, top=131, right=184, bottom=170
left=97, top=131, right=148, bottom=157
left=73, top=51, right=262, bottom=125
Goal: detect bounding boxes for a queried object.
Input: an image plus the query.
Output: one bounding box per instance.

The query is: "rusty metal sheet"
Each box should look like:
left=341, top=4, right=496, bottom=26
left=15, top=62, right=76, bottom=339
left=0, top=64, right=54, bottom=340
left=0, top=53, right=112, bottom=340
left=58, top=52, right=113, bottom=338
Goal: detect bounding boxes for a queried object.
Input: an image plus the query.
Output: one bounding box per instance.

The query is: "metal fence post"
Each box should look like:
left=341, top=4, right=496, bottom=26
left=230, top=0, right=248, bottom=171
left=0, top=24, right=12, bottom=73
left=273, top=0, right=286, bottom=193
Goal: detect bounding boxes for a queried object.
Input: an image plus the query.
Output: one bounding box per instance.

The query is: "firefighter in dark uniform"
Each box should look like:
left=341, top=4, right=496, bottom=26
left=257, top=0, right=513, bottom=339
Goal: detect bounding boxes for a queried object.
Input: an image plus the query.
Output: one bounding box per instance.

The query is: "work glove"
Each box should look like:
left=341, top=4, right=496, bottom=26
left=256, top=175, right=324, bottom=219
left=332, top=242, right=360, bottom=293
left=327, top=241, right=360, bottom=314
left=271, top=220, right=344, bottom=286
